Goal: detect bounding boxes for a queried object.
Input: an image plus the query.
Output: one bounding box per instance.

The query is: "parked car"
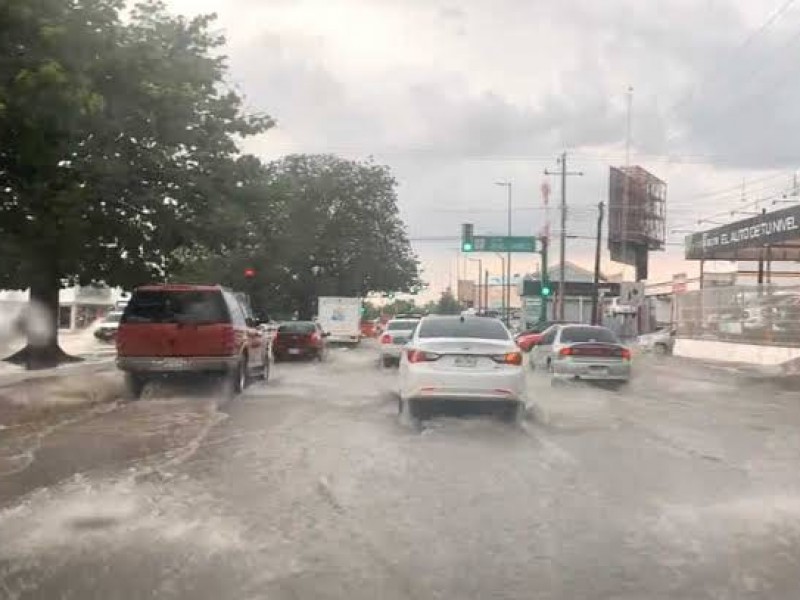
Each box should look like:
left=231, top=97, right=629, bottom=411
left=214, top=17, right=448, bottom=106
left=116, top=284, right=269, bottom=397
left=93, top=311, right=123, bottom=342
left=273, top=321, right=328, bottom=361
left=515, top=320, right=571, bottom=352
left=398, top=315, right=526, bottom=421
left=379, top=317, right=420, bottom=367
left=637, top=327, right=676, bottom=355
left=530, top=324, right=631, bottom=387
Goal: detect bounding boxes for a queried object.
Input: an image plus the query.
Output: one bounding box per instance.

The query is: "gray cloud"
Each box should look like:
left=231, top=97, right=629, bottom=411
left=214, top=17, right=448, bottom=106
left=173, top=0, right=800, bottom=288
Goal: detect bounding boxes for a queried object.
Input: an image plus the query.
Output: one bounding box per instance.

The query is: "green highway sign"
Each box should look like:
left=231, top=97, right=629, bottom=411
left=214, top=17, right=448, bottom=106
left=472, top=235, right=538, bottom=253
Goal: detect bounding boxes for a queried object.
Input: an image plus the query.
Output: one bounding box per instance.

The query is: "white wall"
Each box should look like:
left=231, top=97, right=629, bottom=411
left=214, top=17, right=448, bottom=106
left=674, top=338, right=800, bottom=366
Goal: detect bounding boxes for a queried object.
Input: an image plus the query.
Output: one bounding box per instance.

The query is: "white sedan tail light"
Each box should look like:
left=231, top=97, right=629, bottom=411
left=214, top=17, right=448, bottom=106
left=407, top=349, right=442, bottom=363
left=489, top=352, right=523, bottom=366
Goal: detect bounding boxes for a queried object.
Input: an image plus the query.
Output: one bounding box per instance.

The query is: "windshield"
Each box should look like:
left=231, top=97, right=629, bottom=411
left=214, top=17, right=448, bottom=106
left=560, top=326, right=620, bottom=344
left=122, top=290, right=228, bottom=324
left=6, top=2, right=800, bottom=598
left=418, top=317, right=509, bottom=340
left=278, top=322, right=316, bottom=334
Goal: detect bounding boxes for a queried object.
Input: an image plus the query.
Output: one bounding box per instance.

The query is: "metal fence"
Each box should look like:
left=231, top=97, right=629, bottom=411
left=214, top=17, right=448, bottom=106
left=675, top=285, right=800, bottom=346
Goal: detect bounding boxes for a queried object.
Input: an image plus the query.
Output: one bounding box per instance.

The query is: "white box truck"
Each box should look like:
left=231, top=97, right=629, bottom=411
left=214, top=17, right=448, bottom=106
left=317, top=297, right=362, bottom=344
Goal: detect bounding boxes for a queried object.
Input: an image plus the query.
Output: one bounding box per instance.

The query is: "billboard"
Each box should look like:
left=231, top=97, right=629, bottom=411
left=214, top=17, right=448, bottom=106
left=685, top=204, right=800, bottom=261
left=608, top=166, right=667, bottom=279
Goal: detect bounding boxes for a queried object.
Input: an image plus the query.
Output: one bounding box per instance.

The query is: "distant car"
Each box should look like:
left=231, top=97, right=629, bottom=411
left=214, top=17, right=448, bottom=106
left=273, top=321, right=328, bottom=361
left=515, top=320, right=571, bottom=352
left=530, top=324, right=631, bottom=387
left=379, top=317, right=420, bottom=367
left=637, top=327, right=676, bottom=355
left=93, top=311, right=123, bottom=342
left=116, top=284, right=270, bottom=398
left=398, top=315, right=526, bottom=421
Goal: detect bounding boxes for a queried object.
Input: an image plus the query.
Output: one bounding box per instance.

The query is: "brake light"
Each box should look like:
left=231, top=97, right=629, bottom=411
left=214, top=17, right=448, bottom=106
left=309, top=332, right=320, bottom=343
left=558, top=347, right=573, bottom=358
left=381, top=333, right=392, bottom=344
left=407, top=350, right=441, bottom=363
left=222, top=326, right=236, bottom=354
left=621, top=348, right=632, bottom=361
left=491, top=352, right=523, bottom=366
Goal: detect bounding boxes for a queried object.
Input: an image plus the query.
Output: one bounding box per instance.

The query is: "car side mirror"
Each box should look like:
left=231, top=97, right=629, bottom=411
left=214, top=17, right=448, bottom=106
left=246, top=317, right=258, bottom=328
left=322, top=332, right=331, bottom=338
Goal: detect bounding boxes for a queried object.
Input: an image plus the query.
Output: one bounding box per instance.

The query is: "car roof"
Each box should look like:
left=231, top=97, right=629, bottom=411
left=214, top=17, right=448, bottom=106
left=388, top=318, right=419, bottom=323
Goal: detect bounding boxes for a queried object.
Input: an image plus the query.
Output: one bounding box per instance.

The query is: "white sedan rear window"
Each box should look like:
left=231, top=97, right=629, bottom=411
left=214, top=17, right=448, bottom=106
left=418, top=318, right=509, bottom=340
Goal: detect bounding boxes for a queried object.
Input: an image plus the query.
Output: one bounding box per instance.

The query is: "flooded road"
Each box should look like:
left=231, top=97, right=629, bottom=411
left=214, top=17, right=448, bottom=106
left=2, top=346, right=800, bottom=599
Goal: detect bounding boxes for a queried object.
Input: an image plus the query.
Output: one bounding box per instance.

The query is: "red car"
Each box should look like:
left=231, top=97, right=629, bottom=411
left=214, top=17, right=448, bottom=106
left=273, top=321, right=328, bottom=361
left=516, top=321, right=571, bottom=352
left=116, top=284, right=269, bottom=397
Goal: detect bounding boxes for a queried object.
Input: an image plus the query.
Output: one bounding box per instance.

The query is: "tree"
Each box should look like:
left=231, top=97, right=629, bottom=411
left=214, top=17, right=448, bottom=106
left=0, top=0, right=271, bottom=368
left=436, top=289, right=463, bottom=315
left=174, top=154, right=422, bottom=319
left=383, top=299, right=418, bottom=316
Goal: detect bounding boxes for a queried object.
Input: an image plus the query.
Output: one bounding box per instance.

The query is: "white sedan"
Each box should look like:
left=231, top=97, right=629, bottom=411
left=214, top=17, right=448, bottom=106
left=398, top=315, right=526, bottom=421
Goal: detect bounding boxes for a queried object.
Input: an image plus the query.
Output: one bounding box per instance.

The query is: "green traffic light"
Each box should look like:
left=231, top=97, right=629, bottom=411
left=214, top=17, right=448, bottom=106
left=462, top=242, right=474, bottom=252
left=541, top=286, right=551, bottom=297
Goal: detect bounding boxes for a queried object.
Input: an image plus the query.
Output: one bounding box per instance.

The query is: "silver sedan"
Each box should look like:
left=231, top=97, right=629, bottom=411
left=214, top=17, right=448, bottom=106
left=530, top=324, right=631, bottom=387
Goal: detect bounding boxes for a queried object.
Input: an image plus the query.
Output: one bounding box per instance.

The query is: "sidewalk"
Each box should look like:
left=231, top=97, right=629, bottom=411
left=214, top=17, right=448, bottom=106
left=0, top=329, right=117, bottom=387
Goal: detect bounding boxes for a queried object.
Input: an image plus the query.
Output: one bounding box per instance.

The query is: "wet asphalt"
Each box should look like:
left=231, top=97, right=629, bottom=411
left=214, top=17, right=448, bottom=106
left=2, top=345, right=800, bottom=599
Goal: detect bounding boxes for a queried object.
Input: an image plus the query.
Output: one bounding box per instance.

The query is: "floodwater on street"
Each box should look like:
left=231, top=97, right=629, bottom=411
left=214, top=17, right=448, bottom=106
left=2, top=345, right=800, bottom=599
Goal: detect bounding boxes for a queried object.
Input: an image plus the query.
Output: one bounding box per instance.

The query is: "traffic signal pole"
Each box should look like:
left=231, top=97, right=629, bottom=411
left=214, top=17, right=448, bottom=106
left=539, top=237, right=549, bottom=323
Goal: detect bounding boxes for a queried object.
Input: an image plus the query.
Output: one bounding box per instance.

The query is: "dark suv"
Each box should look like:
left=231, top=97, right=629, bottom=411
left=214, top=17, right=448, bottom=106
left=116, top=284, right=269, bottom=397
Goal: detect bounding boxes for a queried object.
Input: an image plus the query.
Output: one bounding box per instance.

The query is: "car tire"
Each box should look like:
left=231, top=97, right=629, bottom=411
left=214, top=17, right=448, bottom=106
left=124, top=373, right=146, bottom=400
left=231, top=356, right=247, bottom=394
left=260, top=352, right=271, bottom=383
left=502, top=401, right=525, bottom=424
left=654, top=343, right=669, bottom=356
left=382, top=356, right=394, bottom=368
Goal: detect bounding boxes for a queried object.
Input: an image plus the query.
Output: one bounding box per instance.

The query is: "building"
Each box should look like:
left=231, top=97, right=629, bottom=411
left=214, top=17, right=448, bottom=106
left=518, top=262, right=620, bottom=327
left=0, top=285, right=128, bottom=330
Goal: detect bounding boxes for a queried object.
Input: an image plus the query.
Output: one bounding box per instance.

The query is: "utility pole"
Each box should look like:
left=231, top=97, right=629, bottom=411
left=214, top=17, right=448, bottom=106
left=591, top=202, right=605, bottom=325
left=545, top=153, right=583, bottom=320
left=468, top=258, right=482, bottom=311
left=539, top=237, right=549, bottom=323
left=484, top=269, right=489, bottom=315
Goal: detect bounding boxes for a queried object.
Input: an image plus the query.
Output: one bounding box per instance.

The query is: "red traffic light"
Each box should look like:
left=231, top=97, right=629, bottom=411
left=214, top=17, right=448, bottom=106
left=243, top=268, right=256, bottom=278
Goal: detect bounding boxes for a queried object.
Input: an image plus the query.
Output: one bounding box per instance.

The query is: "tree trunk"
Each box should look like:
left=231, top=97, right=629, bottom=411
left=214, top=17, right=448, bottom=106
left=3, top=262, right=82, bottom=370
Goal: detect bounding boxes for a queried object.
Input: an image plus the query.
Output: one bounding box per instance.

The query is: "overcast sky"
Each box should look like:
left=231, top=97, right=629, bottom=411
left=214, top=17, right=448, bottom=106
left=168, top=0, right=800, bottom=297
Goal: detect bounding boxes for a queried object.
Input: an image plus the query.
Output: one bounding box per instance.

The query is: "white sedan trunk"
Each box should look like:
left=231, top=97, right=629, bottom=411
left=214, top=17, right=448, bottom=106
left=399, top=338, right=527, bottom=403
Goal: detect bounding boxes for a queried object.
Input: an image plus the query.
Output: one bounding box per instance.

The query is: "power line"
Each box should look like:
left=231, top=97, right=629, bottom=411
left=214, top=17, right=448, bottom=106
left=664, top=0, right=798, bottom=131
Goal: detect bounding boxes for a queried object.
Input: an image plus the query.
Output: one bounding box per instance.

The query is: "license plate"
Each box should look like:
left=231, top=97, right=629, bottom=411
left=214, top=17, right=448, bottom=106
left=162, top=358, right=188, bottom=369
left=589, top=365, right=608, bottom=374
left=288, top=348, right=302, bottom=355
left=454, top=356, right=477, bottom=368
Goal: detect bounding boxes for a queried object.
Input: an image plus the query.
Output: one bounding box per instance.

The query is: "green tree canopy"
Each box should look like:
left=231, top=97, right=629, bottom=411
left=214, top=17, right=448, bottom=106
left=0, top=0, right=271, bottom=367
left=175, top=154, right=422, bottom=319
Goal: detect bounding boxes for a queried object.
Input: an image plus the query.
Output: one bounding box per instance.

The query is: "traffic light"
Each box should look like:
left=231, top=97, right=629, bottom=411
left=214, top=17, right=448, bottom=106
left=461, top=223, right=474, bottom=252
left=540, top=281, right=552, bottom=297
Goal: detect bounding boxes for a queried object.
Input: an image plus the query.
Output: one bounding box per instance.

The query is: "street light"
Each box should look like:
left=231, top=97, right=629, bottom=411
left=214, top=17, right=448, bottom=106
left=495, top=181, right=512, bottom=325
left=495, top=253, right=506, bottom=319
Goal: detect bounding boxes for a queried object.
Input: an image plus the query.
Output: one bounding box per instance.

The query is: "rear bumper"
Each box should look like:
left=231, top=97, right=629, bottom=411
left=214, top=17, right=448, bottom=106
left=117, top=355, right=239, bottom=373
left=328, top=334, right=360, bottom=344
left=552, top=360, right=631, bottom=380
left=274, top=346, right=319, bottom=358
left=402, top=368, right=527, bottom=403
